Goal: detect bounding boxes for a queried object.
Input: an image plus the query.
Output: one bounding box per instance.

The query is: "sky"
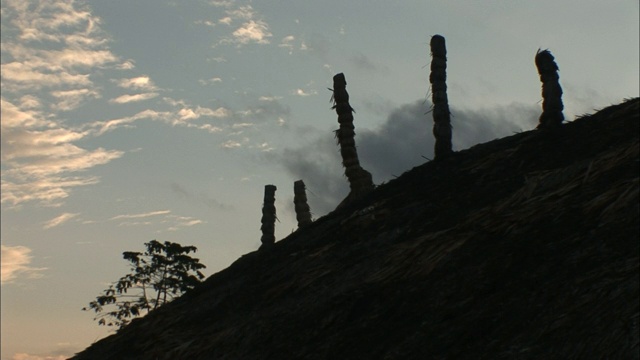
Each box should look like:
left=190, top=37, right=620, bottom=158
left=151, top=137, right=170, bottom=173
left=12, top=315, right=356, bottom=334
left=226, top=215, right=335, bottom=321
left=0, top=0, right=638, bottom=358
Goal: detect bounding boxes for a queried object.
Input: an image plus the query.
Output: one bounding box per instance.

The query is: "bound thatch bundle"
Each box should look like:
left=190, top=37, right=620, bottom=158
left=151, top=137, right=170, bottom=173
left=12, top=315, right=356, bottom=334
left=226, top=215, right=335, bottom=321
left=535, top=49, right=564, bottom=130
left=260, top=185, right=277, bottom=248
left=331, top=73, right=374, bottom=201
left=430, top=34, right=453, bottom=159
left=293, top=180, right=312, bottom=228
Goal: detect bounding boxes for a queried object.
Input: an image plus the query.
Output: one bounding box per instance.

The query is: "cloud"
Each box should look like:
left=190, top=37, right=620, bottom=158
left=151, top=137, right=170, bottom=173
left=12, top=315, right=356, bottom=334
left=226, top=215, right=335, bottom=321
left=88, top=109, right=170, bottom=135
left=11, top=353, right=67, bottom=360
left=1, top=176, right=101, bottom=207
left=0, top=7, right=119, bottom=90
left=225, top=5, right=256, bottom=21
left=114, top=76, right=158, bottom=91
left=0, top=1, right=128, bottom=207
left=279, top=35, right=295, bottom=53
left=236, top=98, right=290, bottom=122
left=350, top=53, right=388, bottom=73
left=232, top=20, right=272, bottom=45
left=177, top=106, right=231, bottom=121
left=50, top=88, right=100, bottom=111
left=1, top=245, right=47, bottom=284
left=220, top=140, right=243, bottom=149
left=170, top=182, right=233, bottom=211
left=110, top=210, right=171, bottom=220
left=294, top=88, right=317, bottom=97
left=107, top=208, right=205, bottom=232
left=1, top=100, right=124, bottom=207
left=276, top=100, right=539, bottom=215
left=212, top=4, right=272, bottom=46
left=43, top=212, right=80, bottom=229
left=165, top=215, right=204, bottom=232
left=259, top=96, right=282, bottom=102
left=198, top=77, right=223, bottom=85
left=109, top=92, right=159, bottom=104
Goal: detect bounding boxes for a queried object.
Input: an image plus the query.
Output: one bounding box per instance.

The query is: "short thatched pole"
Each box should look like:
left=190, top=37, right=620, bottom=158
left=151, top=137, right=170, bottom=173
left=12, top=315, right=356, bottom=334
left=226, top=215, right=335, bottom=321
left=293, top=180, right=312, bottom=228
left=331, top=73, right=374, bottom=204
left=535, top=49, right=564, bottom=130
left=260, top=185, right=277, bottom=248
left=430, top=34, right=453, bottom=159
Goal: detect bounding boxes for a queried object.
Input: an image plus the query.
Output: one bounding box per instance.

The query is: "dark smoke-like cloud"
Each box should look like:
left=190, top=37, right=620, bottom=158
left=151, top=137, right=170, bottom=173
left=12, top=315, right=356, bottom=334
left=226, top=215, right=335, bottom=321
left=278, top=100, right=539, bottom=215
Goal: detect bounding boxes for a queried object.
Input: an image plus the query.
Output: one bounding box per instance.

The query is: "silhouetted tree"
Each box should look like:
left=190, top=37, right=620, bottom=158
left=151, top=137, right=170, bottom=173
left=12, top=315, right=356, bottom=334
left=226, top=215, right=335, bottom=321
left=535, top=49, right=564, bottom=130
left=294, top=180, right=312, bottom=228
left=331, top=73, right=374, bottom=202
left=83, top=240, right=206, bottom=329
left=260, top=184, right=277, bottom=248
left=430, top=34, right=453, bottom=159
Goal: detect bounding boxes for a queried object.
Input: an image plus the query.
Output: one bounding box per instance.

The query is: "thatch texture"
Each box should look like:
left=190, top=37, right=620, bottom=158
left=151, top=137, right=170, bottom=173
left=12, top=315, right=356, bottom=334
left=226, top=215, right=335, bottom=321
left=72, top=98, right=639, bottom=360
left=294, top=180, right=312, bottom=228
left=430, top=34, right=453, bottom=159
left=331, top=73, right=374, bottom=205
left=260, top=184, right=277, bottom=248
left=535, top=49, right=565, bottom=130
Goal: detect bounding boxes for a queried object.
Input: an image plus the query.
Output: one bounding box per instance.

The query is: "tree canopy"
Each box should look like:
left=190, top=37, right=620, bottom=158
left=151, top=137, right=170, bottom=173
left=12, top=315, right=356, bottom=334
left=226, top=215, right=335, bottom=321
left=83, top=240, right=206, bottom=329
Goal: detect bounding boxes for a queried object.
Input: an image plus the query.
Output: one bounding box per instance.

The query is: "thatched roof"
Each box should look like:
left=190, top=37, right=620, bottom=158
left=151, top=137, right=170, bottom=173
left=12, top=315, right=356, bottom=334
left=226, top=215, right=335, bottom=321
left=71, top=98, right=639, bottom=360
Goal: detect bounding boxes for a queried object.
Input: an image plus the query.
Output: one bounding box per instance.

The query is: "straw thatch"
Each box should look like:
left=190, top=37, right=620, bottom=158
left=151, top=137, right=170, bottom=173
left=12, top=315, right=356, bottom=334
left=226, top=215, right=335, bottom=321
left=331, top=73, right=374, bottom=205
left=535, top=49, right=565, bottom=130
left=294, top=180, right=312, bottom=228
left=430, top=34, right=453, bottom=159
left=71, top=98, right=639, bottom=360
left=260, top=184, right=277, bottom=248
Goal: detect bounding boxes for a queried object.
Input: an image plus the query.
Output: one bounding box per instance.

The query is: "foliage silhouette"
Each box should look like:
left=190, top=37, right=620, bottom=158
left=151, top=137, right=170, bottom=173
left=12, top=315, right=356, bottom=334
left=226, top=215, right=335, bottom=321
left=83, top=240, right=206, bottom=329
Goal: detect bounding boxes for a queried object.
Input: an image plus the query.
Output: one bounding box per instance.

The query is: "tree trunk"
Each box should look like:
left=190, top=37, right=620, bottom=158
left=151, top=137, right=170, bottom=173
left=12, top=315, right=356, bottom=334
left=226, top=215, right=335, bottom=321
left=535, top=49, right=564, bottom=130
left=260, top=185, right=277, bottom=248
left=331, top=73, right=374, bottom=206
left=293, top=180, right=312, bottom=228
left=430, top=34, right=453, bottom=159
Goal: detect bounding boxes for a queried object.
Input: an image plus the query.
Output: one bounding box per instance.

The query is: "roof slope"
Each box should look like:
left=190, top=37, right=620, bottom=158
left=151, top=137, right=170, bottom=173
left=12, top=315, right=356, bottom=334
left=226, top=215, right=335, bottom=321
left=72, top=98, right=639, bottom=360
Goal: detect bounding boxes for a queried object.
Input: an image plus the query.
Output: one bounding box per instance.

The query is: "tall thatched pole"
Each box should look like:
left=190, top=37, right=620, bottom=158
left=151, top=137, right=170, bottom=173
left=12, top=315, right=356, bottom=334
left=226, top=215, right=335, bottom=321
left=331, top=73, right=374, bottom=203
left=260, top=185, right=277, bottom=248
left=535, top=49, right=564, bottom=130
left=293, top=180, right=312, bottom=229
left=430, top=34, right=453, bottom=159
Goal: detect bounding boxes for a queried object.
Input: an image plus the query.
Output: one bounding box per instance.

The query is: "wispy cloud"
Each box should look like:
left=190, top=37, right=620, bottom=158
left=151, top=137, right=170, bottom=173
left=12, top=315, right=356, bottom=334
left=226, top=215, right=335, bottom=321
left=109, top=92, right=159, bottom=104
left=170, top=182, right=233, bottom=211
left=293, top=88, right=317, bottom=97
left=165, top=215, right=204, bottom=232
left=279, top=35, right=295, bottom=54
left=198, top=77, right=223, bottom=85
left=1, top=245, right=47, bottom=285
left=10, top=353, right=67, bottom=360
left=43, top=212, right=80, bottom=229
left=177, top=106, right=231, bottom=121
left=110, top=210, right=171, bottom=220
left=220, top=140, right=243, bottom=149
left=231, top=20, right=272, bottom=45
left=107, top=208, right=205, bottom=232
left=1, top=99, right=124, bottom=207
left=213, top=4, right=272, bottom=46
left=0, top=1, right=127, bottom=208
left=50, top=88, right=100, bottom=111
left=114, top=76, right=158, bottom=91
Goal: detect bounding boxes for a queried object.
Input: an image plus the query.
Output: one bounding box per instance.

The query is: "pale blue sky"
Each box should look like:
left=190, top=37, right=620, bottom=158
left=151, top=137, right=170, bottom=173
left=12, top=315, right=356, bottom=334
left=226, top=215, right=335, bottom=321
left=1, top=0, right=638, bottom=359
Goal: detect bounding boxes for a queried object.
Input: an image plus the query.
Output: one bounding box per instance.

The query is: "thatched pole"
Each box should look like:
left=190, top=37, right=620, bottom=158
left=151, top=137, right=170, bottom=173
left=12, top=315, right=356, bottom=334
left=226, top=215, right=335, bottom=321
left=331, top=73, right=374, bottom=203
left=535, top=49, right=564, bottom=130
left=430, top=34, right=453, bottom=159
left=260, top=184, right=277, bottom=248
left=293, top=180, right=312, bottom=228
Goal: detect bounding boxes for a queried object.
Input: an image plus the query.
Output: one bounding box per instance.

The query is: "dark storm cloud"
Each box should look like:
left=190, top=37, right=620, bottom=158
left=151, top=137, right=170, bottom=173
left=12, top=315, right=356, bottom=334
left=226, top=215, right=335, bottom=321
left=280, top=135, right=347, bottom=215
left=277, top=100, right=540, bottom=216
